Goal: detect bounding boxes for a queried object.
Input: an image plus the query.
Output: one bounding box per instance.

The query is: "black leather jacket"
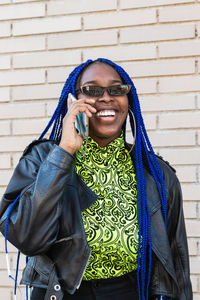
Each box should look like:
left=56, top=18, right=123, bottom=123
left=0, top=139, right=192, bottom=300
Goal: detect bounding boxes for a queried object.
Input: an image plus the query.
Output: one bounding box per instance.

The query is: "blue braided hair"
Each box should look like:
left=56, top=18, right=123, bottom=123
left=38, top=58, right=167, bottom=299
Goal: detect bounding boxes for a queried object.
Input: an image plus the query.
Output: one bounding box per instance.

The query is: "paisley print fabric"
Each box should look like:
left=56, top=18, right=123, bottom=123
left=75, top=133, right=139, bottom=280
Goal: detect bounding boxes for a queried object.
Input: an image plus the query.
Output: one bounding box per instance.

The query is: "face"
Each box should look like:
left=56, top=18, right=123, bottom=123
left=77, top=63, right=129, bottom=147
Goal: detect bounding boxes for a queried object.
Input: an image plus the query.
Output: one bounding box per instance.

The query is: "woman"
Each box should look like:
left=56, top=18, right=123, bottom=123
left=0, top=58, right=192, bottom=300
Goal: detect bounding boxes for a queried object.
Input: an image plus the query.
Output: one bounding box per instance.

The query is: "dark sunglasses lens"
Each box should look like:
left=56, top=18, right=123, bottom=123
left=109, top=85, right=131, bottom=95
left=82, top=86, right=103, bottom=97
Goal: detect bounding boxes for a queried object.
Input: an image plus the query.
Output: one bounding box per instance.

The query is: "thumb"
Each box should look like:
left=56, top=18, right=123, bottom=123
left=67, top=94, right=72, bottom=110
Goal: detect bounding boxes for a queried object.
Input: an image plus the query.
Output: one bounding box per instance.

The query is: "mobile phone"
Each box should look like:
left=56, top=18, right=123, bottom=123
left=68, top=93, right=88, bottom=139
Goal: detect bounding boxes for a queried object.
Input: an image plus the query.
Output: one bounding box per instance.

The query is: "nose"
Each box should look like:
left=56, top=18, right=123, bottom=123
left=98, top=89, right=111, bottom=102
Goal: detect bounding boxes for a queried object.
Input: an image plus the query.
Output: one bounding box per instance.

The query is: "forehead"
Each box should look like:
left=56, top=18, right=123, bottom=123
left=80, top=63, right=122, bottom=85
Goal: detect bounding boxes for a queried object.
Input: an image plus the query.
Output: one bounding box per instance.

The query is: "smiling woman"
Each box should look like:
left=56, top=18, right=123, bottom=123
left=0, top=58, right=192, bottom=300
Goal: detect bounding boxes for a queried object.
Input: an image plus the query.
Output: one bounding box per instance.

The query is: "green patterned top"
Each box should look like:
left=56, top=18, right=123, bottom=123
left=75, top=133, right=139, bottom=280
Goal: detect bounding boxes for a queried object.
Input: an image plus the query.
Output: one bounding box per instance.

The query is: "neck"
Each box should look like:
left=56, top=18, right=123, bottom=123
left=89, top=132, right=122, bottom=148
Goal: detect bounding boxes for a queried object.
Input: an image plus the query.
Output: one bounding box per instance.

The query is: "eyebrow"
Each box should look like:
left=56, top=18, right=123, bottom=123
left=83, top=79, right=122, bottom=85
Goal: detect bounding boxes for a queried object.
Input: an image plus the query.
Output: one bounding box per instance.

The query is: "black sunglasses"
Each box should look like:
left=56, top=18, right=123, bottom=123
left=76, top=84, right=131, bottom=97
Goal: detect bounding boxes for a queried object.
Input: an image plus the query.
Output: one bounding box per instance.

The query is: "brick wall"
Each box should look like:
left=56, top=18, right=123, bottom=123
left=0, top=0, right=200, bottom=298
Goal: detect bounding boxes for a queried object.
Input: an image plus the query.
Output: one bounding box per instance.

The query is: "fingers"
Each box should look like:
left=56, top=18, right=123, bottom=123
left=68, top=98, right=96, bottom=118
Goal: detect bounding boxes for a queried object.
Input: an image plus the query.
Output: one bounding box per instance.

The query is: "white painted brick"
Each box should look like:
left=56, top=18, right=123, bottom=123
left=0, top=136, right=33, bottom=152
left=47, top=67, right=75, bottom=83
left=84, top=9, right=156, bottom=30
left=159, top=148, right=200, bottom=165
left=0, top=154, right=11, bottom=169
left=193, top=294, right=200, bottom=300
left=159, top=40, right=200, bottom=58
left=188, top=239, right=198, bottom=256
left=182, top=184, right=200, bottom=201
left=120, top=0, right=194, bottom=9
left=0, top=55, right=10, bottom=69
left=0, top=88, right=10, bottom=102
left=120, top=23, right=195, bottom=43
left=0, top=36, right=45, bottom=53
left=0, top=121, right=11, bottom=136
left=198, top=131, right=200, bottom=146
left=13, top=15, right=81, bottom=36
left=159, top=76, right=200, bottom=93
left=127, top=113, right=157, bottom=131
left=10, top=253, right=26, bottom=271
left=0, top=103, right=45, bottom=119
left=48, top=0, right=117, bottom=15
left=0, top=253, right=10, bottom=270
left=148, top=130, right=196, bottom=147
left=0, top=69, right=45, bottom=86
left=0, top=22, right=10, bottom=37
left=13, top=118, right=49, bottom=135
left=183, top=201, right=197, bottom=219
left=0, top=170, right=13, bottom=185
left=0, top=2, right=45, bottom=21
left=0, top=288, right=11, bottom=299
left=13, top=50, right=81, bottom=68
left=120, top=59, right=194, bottom=78
left=190, top=257, right=200, bottom=273
left=13, top=83, right=62, bottom=101
left=176, top=166, right=196, bottom=183
left=159, top=5, right=200, bottom=22
left=159, top=112, right=200, bottom=129
left=83, top=44, right=157, bottom=62
left=47, top=101, right=57, bottom=117
left=13, top=0, right=39, bottom=2
left=48, top=30, right=118, bottom=50
left=12, top=153, right=22, bottom=168
left=0, top=0, right=10, bottom=3
left=191, top=276, right=199, bottom=292
left=0, top=270, right=22, bottom=286
left=133, top=78, right=157, bottom=94
left=140, top=94, right=196, bottom=112
left=197, top=95, right=200, bottom=109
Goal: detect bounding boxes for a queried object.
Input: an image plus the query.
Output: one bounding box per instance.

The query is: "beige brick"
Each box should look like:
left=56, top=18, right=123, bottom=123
left=120, top=59, right=194, bottom=78
left=13, top=118, right=49, bottom=135
left=13, top=50, right=81, bottom=69
left=47, top=67, right=75, bottom=83
left=120, top=0, right=194, bottom=9
left=0, top=36, right=45, bottom=54
left=0, top=154, right=11, bottom=169
left=159, top=112, right=200, bottom=129
left=13, top=15, right=81, bottom=36
left=0, top=103, right=45, bottom=119
left=48, top=30, right=118, bottom=50
left=182, top=184, right=200, bottom=201
left=0, top=288, right=11, bottom=299
left=84, top=9, right=156, bottom=30
left=176, top=166, right=197, bottom=184
left=48, top=0, right=117, bottom=15
left=0, top=55, right=10, bottom=69
left=190, top=257, right=200, bottom=273
left=0, top=69, right=45, bottom=86
left=140, top=94, right=195, bottom=112
left=13, top=83, right=62, bottom=101
left=159, top=5, right=200, bottom=22
left=159, top=148, right=200, bottom=165
left=148, top=130, right=196, bottom=147
left=0, top=170, right=14, bottom=185
left=188, top=239, right=198, bottom=256
left=0, top=2, right=45, bottom=21
left=0, top=136, right=33, bottom=152
left=121, top=23, right=195, bottom=43
left=0, top=22, right=10, bottom=37
left=159, top=40, right=200, bottom=58
left=12, top=153, right=23, bottom=168
left=83, top=44, right=157, bottom=62
left=159, top=76, right=200, bottom=93
left=0, top=88, right=10, bottom=102
left=133, top=78, right=157, bottom=94
left=0, top=121, right=11, bottom=136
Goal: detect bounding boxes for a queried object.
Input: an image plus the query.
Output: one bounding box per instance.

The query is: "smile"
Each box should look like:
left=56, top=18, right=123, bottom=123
left=96, top=110, right=116, bottom=117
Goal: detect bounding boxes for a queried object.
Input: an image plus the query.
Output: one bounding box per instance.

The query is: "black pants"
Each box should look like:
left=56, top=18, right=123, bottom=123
left=31, top=271, right=139, bottom=300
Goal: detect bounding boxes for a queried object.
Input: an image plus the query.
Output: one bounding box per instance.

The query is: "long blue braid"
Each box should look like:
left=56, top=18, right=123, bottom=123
left=5, top=58, right=168, bottom=300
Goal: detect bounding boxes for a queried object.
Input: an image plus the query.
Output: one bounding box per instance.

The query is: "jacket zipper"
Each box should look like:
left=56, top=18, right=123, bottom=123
left=76, top=251, right=91, bottom=289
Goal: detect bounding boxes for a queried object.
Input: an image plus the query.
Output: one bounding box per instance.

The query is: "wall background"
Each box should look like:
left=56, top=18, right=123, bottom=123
left=0, top=0, right=200, bottom=299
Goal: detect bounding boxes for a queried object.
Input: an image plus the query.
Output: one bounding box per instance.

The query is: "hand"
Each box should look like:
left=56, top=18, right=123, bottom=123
left=59, top=96, right=96, bottom=155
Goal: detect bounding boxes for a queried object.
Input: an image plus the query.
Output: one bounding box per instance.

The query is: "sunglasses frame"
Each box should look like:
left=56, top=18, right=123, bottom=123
left=76, top=84, right=131, bottom=97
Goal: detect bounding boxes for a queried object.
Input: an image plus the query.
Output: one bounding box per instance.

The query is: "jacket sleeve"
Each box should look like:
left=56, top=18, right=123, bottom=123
left=0, top=141, right=75, bottom=256
left=168, top=176, right=193, bottom=300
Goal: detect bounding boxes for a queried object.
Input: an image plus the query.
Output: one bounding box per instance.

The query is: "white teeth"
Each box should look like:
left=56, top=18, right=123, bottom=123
left=96, top=110, right=115, bottom=117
